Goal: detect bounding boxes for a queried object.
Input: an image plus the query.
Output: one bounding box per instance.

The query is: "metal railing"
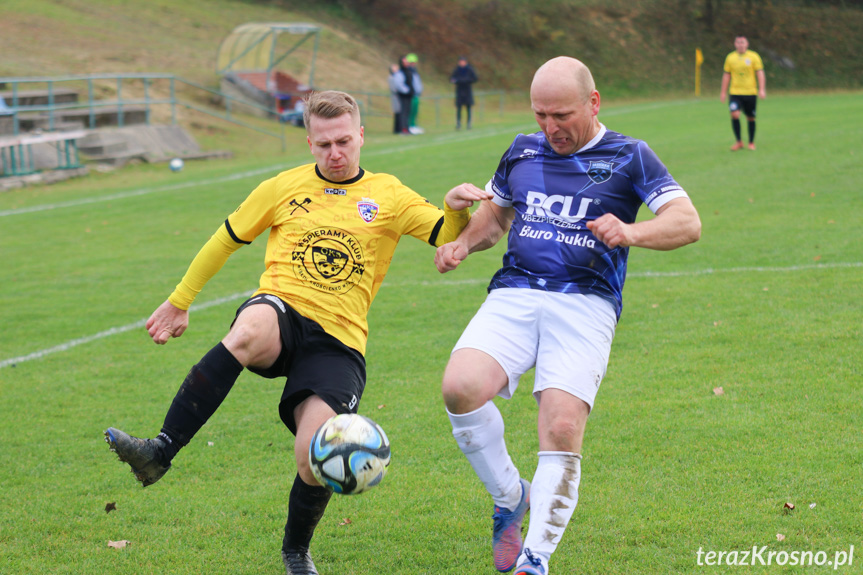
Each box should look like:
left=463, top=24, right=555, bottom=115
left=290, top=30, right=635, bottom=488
left=0, top=74, right=288, bottom=150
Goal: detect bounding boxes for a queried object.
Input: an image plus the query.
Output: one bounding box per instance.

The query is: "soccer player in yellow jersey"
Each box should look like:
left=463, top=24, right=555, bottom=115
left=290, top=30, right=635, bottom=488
left=104, top=90, right=491, bottom=575
left=720, top=35, right=766, bottom=151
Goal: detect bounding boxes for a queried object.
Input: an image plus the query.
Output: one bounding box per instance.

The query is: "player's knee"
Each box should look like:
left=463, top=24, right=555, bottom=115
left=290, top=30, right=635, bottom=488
left=441, top=369, right=471, bottom=410
left=730, top=110, right=741, bottom=119
left=224, top=320, right=262, bottom=354
left=223, top=307, right=280, bottom=364
left=295, top=453, right=316, bottom=485
left=542, top=413, right=584, bottom=451
left=442, top=367, right=489, bottom=413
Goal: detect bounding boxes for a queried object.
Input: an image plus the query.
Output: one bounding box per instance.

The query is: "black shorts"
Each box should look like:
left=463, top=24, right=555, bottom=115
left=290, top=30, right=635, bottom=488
left=232, top=294, right=366, bottom=435
left=729, top=95, right=757, bottom=118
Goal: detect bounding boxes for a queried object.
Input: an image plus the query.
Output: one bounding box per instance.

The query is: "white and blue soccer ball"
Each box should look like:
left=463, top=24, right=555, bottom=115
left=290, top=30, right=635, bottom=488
left=169, top=158, right=184, bottom=172
left=309, top=413, right=390, bottom=495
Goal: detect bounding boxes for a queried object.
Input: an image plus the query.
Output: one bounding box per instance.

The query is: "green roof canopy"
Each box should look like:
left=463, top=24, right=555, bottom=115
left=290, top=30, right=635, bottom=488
left=216, top=23, right=321, bottom=86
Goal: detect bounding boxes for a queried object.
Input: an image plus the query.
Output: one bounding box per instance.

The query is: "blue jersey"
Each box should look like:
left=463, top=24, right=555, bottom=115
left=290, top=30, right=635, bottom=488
left=486, top=125, right=689, bottom=318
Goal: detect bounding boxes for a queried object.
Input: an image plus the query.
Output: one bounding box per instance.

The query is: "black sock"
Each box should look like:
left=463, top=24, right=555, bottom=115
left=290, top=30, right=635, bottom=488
left=732, top=118, right=741, bottom=141
left=748, top=120, right=756, bottom=143
left=283, top=475, right=333, bottom=552
left=159, top=342, right=244, bottom=461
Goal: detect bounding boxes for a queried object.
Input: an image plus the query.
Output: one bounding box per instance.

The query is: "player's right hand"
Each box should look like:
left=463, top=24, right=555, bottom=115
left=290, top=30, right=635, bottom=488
left=435, top=242, right=468, bottom=273
left=145, top=299, right=189, bottom=344
left=444, top=183, right=493, bottom=211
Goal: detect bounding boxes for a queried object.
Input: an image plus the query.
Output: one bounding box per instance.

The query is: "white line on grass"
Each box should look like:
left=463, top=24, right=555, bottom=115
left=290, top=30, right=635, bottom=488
left=0, top=165, right=294, bottom=217
left=0, top=291, right=252, bottom=369
left=0, top=99, right=697, bottom=219
left=1, top=261, right=858, bottom=370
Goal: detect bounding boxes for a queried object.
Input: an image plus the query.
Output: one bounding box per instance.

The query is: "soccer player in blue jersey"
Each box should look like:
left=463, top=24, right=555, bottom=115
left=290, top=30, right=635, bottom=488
left=435, top=57, right=702, bottom=575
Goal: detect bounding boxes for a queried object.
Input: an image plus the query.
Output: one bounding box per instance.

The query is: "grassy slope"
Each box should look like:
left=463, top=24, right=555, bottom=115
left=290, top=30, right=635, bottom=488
left=4, top=0, right=861, bottom=98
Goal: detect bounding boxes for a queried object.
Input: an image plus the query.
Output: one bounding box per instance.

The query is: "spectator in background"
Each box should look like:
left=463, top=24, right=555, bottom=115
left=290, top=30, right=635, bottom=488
left=450, top=56, right=478, bottom=130
left=405, top=53, right=424, bottom=134
left=388, top=63, right=406, bottom=134
left=720, top=35, right=766, bottom=151
left=397, top=55, right=415, bottom=135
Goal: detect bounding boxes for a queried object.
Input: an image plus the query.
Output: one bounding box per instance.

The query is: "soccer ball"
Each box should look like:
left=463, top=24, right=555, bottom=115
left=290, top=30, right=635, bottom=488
left=309, top=413, right=390, bottom=495
left=169, top=158, right=184, bottom=172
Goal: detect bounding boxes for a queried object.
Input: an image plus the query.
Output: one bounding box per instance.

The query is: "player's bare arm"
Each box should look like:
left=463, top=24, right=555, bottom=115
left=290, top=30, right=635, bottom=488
left=720, top=72, right=730, bottom=101
left=587, top=197, right=701, bottom=251
left=146, top=299, right=189, bottom=345
left=435, top=200, right=514, bottom=273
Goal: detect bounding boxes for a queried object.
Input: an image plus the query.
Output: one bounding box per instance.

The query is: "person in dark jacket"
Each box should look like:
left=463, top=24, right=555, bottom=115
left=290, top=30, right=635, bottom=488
left=398, top=55, right=415, bottom=135
left=450, top=56, right=478, bottom=130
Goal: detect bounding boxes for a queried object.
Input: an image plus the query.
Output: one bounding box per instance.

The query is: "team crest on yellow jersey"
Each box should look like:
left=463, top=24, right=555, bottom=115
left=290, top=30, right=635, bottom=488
left=292, top=227, right=365, bottom=294
left=357, top=197, right=379, bottom=223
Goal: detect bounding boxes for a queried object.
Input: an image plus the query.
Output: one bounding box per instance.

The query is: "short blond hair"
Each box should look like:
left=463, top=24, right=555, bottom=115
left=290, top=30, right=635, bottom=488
left=303, top=90, right=361, bottom=131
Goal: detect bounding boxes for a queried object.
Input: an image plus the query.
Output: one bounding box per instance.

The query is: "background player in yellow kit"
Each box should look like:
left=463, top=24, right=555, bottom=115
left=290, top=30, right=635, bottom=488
left=104, top=90, right=491, bottom=575
left=720, top=35, right=766, bottom=150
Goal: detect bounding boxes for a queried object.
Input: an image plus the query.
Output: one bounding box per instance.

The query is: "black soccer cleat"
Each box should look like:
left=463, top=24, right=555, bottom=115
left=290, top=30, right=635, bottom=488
left=104, top=427, right=171, bottom=487
left=281, top=547, right=319, bottom=575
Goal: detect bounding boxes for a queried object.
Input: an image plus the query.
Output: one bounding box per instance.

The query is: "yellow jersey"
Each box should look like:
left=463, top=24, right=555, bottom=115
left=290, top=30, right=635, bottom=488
left=723, top=50, right=764, bottom=96
left=169, top=163, right=470, bottom=354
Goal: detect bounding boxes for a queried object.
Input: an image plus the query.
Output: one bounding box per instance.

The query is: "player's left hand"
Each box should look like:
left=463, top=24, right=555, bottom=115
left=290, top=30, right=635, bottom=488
left=444, top=183, right=493, bottom=211
left=587, top=213, right=633, bottom=249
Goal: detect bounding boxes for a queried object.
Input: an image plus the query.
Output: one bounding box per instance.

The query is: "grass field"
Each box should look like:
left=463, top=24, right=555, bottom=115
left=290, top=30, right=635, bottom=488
left=1, top=91, right=861, bottom=574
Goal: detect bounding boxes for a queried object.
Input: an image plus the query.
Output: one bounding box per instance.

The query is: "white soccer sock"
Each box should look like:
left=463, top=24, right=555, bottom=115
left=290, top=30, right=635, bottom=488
left=447, top=402, right=522, bottom=510
left=522, top=451, right=582, bottom=562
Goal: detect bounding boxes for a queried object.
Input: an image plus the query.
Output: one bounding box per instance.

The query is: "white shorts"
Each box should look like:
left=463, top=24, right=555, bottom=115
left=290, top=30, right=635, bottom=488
left=452, top=288, right=617, bottom=410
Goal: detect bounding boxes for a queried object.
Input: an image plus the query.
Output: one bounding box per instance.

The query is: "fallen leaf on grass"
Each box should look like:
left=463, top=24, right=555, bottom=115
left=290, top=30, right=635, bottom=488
left=784, top=502, right=795, bottom=510
left=809, top=503, right=817, bottom=509
left=776, top=533, right=785, bottom=542
left=108, top=540, right=131, bottom=549
left=377, top=404, right=386, bottom=410
left=713, top=387, right=724, bottom=396
left=207, top=441, right=215, bottom=446
left=339, top=518, right=352, bottom=526
left=105, top=502, right=116, bottom=513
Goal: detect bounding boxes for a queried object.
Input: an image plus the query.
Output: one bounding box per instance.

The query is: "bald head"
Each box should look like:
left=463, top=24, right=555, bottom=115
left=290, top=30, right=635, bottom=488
left=531, top=57, right=596, bottom=104
left=529, top=57, right=601, bottom=156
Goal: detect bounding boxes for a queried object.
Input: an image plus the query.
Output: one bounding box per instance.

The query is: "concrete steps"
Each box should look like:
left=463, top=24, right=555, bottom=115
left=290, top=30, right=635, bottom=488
left=77, top=125, right=232, bottom=167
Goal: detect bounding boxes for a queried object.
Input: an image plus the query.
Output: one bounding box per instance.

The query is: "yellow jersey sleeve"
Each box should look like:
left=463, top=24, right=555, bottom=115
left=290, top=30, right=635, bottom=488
left=168, top=224, right=245, bottom=310
left=390, top=182, right=470, bottom=247
left=438, top=201, right=471, bottom=246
